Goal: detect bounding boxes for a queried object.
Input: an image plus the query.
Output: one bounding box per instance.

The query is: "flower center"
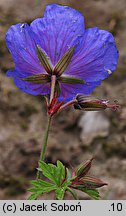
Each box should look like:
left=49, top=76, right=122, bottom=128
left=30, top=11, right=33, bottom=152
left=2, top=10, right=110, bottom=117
left=22, top=45, right=85, bottom=87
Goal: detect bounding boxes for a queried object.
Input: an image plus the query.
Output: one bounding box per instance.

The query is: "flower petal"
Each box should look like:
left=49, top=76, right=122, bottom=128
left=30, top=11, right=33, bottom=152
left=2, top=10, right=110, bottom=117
left=65, top=27, right=119, bottom=82
left=13, top=74, right=50, bottom=96
left=5, top=23, right=44, bottom=77
left=30, top=4, right=85, bottom=65
left=58, top=81, right=101, bottom=102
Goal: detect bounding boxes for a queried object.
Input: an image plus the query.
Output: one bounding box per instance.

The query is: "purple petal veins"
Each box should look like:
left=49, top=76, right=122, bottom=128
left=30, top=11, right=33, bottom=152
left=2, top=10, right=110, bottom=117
left=5, top=4, right=119, bottom=101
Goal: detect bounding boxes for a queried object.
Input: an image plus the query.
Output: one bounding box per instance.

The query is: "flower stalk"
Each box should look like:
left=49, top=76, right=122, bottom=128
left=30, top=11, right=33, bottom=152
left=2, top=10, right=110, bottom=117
left=59, top=99, right=77, bottom=111
left=36, top=115, right=52, bottom=180
left=50, top=75, right=57, bottom=103
left=36, top=75, right=57, bottom=180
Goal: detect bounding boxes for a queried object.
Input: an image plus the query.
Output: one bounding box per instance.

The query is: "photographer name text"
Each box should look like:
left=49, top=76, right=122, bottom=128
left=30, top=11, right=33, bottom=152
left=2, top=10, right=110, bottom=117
left=2, top=202, right=82, bottom=213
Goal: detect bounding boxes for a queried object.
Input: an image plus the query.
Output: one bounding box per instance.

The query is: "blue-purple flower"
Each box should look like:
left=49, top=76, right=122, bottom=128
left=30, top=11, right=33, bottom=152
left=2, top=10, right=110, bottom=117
left=6, top=4, right=118, bottom=101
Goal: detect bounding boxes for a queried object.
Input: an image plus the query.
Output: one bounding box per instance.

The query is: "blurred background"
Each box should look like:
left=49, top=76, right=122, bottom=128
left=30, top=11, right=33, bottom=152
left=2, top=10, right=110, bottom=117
left=0, top=0, right=126, bottom=200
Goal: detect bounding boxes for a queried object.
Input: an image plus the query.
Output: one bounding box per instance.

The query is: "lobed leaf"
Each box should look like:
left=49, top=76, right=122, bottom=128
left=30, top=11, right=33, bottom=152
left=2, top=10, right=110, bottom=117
left=39, top=161, right=65, bottom=186
left=28, top=179, right=57, bottom=200
left=39, top=161, right=58, bottom=185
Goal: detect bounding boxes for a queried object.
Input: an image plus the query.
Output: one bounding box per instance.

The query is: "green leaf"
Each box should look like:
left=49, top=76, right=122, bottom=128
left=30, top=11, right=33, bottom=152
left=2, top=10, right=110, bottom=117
left=59, top=76, right=85, bottom=84
left=36, top=45, right=53, bottom=74
left=28, top=185, right=56, bottom=193
left=28, top=191, right=42, bottom=200
left=39, top=161, right=65, bottom=186
left=31, top=180, right=57, bottom=191
left=39, top=161, right=58, bottom=185
left=28, top=179, right=57, bottom=200
left=55, top=177, right=71, bottom=200
left=62, top=180, right=71, bottom=188
left=22, top=74, right=50, bottom=84
left=55, top=187, right=65, bottom=200
left=54, top=46, right=75, bottom=76
left=66, top=168, right=72, bottom=180
left=31, top=161, right=72, bottom=200
left=71, top=183, right=100, bottom=200
left=81, top=188, right=100, bottom=200
left=67, top=187, right=78, bottom=200
left=56, top=161, right=65, bottom=186
left=28, top=188, right=43, bottom=193
left=28, top=186, right=56, bottom=194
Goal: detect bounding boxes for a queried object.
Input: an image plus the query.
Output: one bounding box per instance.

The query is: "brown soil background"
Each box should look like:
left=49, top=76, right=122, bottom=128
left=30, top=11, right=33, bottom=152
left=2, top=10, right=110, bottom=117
left=0, top=0, right=126, bottom=200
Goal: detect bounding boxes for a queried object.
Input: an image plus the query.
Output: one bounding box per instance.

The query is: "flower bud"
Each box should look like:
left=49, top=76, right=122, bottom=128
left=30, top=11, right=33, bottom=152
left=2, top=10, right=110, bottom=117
left=74, top=94, right=120, bottom=111
left=76, top=158, right=94, bottom=178
left=78, top=176, right=107, bottom=189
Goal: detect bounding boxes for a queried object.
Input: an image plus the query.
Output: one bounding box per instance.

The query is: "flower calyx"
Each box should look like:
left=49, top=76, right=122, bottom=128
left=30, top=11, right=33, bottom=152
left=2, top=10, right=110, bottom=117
left=74, top=94, right=120, bottom=111
left=22, top=46, right=85, bottom=86
left=47, top=93, right=64, bottom=117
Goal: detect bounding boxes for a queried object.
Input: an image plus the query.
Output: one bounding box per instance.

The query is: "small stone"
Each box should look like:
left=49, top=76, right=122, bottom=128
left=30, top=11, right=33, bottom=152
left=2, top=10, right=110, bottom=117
left=78, top=111, right=110, bottom=145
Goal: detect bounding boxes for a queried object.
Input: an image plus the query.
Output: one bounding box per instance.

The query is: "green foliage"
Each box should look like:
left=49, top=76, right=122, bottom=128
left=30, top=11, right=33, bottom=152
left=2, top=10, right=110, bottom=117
left=28, top=161, right=70, bottom=200
left=39, top=160, right=65, bottom=186
left=28, top=160, right=104, bottom=200
left=67, top=188, right=78, bottom=200
left=28, top=180, right=57, bottom=200
left=81, top=188, right=100, bottom=200
left=28, top=191, right=43, bottom=200
left=55, top=187, right=65, bottom=200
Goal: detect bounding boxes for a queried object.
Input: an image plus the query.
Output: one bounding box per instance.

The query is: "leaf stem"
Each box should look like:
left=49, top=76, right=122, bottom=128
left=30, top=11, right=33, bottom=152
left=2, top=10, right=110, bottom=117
left=36, top=115, right=52, bottom=180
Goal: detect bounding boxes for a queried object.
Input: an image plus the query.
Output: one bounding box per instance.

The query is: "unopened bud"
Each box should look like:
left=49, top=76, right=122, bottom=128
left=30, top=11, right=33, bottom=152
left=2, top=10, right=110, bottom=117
left=76, top=158, right=94, bottom=178
left=79, top=176, right=107, bottom=189
left=74, top=94, right=120, bottom=111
